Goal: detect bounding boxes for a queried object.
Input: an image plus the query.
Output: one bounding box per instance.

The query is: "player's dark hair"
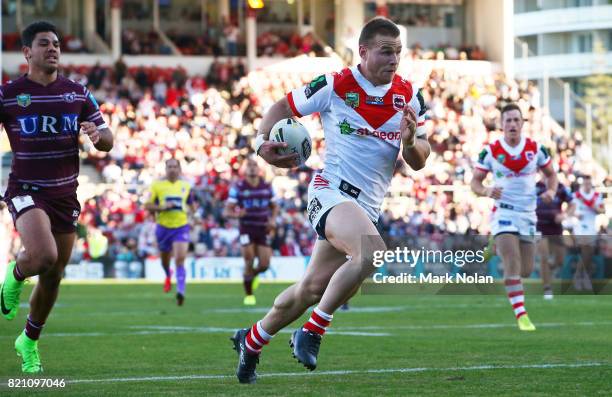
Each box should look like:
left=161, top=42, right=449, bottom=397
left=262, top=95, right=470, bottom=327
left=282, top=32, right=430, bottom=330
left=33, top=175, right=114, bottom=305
left=21, top=21, right=59, bottom=48
left=500, top=103, right=522, bottom=118
left=358, top=17, right=400, bottom=46
left=165, top=158, right=180, bottom=167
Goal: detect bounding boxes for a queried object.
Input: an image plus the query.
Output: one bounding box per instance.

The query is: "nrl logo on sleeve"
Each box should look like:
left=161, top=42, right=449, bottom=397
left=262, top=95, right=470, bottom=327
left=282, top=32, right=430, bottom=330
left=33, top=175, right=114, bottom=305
left=16, top=93, right=31, bottom=108
left=344, top=92, right=359, bottom=108
left=392, top=94, right=405, bottom=111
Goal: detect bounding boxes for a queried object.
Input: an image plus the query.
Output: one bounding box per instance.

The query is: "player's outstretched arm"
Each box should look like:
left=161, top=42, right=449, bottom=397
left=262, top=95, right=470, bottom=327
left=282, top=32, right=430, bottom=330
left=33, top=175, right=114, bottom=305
left=254, top=97, right=300, bottom=168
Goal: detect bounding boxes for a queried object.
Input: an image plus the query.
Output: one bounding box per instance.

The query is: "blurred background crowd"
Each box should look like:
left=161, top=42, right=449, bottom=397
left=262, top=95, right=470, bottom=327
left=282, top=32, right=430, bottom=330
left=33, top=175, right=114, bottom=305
left=1, top=53, right=609, bottom=266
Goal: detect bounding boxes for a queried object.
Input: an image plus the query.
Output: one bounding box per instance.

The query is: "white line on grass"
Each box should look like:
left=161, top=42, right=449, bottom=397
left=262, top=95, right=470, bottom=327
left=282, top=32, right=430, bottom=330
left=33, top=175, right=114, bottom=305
left=333, top=320, right=612, bottom=331
left=2, top=321, right=612, bottom=340
left=63, top=362, right=609, bottom=385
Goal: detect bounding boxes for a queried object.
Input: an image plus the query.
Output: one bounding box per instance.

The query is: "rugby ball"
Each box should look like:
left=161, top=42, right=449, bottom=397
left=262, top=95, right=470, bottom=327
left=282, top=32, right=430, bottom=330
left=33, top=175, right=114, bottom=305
left=269, top=118, right=312, bottom=165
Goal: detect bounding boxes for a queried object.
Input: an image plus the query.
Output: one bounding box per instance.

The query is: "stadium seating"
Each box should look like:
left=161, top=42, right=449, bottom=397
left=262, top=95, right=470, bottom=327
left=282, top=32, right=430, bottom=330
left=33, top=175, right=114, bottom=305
left=1, top=60, right=609, bottom=264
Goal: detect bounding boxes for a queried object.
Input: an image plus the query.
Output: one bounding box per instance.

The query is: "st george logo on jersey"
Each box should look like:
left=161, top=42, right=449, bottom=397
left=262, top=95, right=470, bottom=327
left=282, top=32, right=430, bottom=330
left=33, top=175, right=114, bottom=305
left=392, top=94, right=405, bottom=111
left=525, top=151, right=535, bottom=161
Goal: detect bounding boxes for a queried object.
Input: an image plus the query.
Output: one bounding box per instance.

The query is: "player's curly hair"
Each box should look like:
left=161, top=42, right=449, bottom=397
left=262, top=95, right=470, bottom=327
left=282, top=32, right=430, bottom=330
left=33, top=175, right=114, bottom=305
left=21, top=21, right=59, bottom=48
left=358, top=17, right=400, bottom=46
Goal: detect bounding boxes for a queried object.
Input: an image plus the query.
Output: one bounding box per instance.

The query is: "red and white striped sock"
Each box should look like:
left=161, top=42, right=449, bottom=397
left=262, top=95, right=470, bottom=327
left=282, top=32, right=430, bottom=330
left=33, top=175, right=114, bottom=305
left=505, top=277, right=527, bottom=319
left=303, top=307, right=333, bottom=336
left=244, top=321, right=273, bottom=355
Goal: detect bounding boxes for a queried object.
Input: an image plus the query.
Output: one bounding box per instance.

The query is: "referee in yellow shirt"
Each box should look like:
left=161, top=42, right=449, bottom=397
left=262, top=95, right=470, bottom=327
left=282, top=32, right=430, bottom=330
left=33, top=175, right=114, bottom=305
left=145, top=159, right=195, bottom=306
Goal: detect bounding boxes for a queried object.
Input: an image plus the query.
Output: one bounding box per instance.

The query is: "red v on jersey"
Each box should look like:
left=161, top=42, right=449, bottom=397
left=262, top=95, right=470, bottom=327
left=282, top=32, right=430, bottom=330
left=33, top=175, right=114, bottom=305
left=333, top=68, right=413, bottom=130
left=489, top=139, right=537, bottom=173
left=575, top=191, right=598, bottom=208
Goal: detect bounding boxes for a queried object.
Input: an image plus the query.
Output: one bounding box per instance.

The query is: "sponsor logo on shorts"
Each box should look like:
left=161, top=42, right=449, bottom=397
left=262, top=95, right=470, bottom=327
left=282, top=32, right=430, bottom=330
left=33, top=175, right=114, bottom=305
left=498, top=220, right=512, bottom=226
left=307, top=197, right=323, bottom=224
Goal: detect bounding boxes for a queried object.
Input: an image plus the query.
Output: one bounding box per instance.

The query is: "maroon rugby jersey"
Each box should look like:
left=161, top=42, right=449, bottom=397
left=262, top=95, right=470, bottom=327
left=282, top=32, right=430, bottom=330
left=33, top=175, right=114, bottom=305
left=227, top=179, right=275, bottom=228
left=0, top=75, right=107, bottom=197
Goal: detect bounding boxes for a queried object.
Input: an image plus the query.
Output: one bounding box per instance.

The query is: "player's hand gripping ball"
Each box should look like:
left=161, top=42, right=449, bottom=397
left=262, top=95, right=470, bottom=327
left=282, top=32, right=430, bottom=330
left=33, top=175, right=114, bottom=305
left=269, top=118, right=312, bottom=166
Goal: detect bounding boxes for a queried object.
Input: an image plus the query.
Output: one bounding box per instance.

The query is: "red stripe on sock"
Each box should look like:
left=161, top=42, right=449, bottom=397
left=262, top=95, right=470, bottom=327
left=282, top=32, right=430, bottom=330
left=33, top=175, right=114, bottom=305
left=311, top=311, right=331, bottom=328
left=512, top=302, right=525, bottom=309
left=516, top=311, right=527, bottom=319
left=245, top=332, right=262, bottom=354
left=251, top=325, right=268, bottom=346
left=304, top=321, right=326, bottom=335
left=508, top=291, right=524, bottom=298
left=505, top=279, right=521, bottom=286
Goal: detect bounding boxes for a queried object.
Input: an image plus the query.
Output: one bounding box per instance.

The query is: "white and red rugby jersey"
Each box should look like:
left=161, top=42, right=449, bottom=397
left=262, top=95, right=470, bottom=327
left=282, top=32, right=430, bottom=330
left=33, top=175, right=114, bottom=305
left=573, top=188, right=602, bottom=228
left=287, top=66, right=427, bottom=220
left=475, top=136, right=552, bottom=213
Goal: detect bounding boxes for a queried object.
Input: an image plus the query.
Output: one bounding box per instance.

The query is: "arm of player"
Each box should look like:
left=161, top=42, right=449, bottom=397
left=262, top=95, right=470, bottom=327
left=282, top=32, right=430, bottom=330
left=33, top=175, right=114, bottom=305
left=81, top=122, right=114, bottom=152
left=144, top=201, right=168, bottom=212
left=539, top=162, right=558, bottom=204
left=223, top=202, right=245, bottom=219
left=400, top=100, right=430, bottom=171
left=254, top=97, right=300, bottom=168
left=144, top=187, right=167, bottom=212
left=267, top=201, right=279, bottom=232
left=470, top=168, right=502, bottom=199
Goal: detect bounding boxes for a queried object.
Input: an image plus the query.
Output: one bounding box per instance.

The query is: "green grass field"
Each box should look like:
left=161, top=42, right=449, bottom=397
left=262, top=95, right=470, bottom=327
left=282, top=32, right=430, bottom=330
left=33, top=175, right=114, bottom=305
left=1, top=282, right=611, bottom=396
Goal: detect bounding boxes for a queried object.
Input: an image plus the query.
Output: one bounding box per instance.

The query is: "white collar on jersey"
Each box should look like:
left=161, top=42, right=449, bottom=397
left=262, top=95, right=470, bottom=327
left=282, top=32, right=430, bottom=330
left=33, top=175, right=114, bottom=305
left=500, top=135, right=526, bottom=156
left=579, top=188, right=595, bottom=199
left=351, top=65, right=393, bottom=96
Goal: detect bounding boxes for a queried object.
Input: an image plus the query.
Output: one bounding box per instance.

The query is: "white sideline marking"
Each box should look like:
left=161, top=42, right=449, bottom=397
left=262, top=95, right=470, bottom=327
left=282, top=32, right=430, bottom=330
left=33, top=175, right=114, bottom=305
left=2, top=321, right=612, bottom=340
left=127, top=325, right=391, bottom=337
left=206, top=303, right=509, bottom=314
left=63, top=362, right=608, bottom=385
left=333, top=320, right=612, bottom=331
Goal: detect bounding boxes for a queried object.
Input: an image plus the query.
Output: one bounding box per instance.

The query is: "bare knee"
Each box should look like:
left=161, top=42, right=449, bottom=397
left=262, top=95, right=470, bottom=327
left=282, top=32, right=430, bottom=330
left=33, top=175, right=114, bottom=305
left=39, top=266, right=63, bottom=287
left=258, top=255, right=270, bottom=270
left=33, top=249, right=58, bottom=275
left=272, top=279, right=323, bottom=311
left=357, top=239, right=387, bottom=276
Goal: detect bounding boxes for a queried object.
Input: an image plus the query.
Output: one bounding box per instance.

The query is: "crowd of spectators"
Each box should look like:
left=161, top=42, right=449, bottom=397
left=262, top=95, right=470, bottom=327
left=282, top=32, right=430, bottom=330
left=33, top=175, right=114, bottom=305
left=2, top=31, right=88, bottom=53
left=407, top=43, right=487, bottom=61
left=122, top=29, right=172, bottom=55
left=1, top=57, right=609, bottom=268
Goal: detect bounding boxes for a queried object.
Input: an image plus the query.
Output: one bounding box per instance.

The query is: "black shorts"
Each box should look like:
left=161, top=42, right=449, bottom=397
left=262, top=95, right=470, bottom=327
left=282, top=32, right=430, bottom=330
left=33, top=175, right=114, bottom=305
left=3, top=189, right=80, bottom=234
